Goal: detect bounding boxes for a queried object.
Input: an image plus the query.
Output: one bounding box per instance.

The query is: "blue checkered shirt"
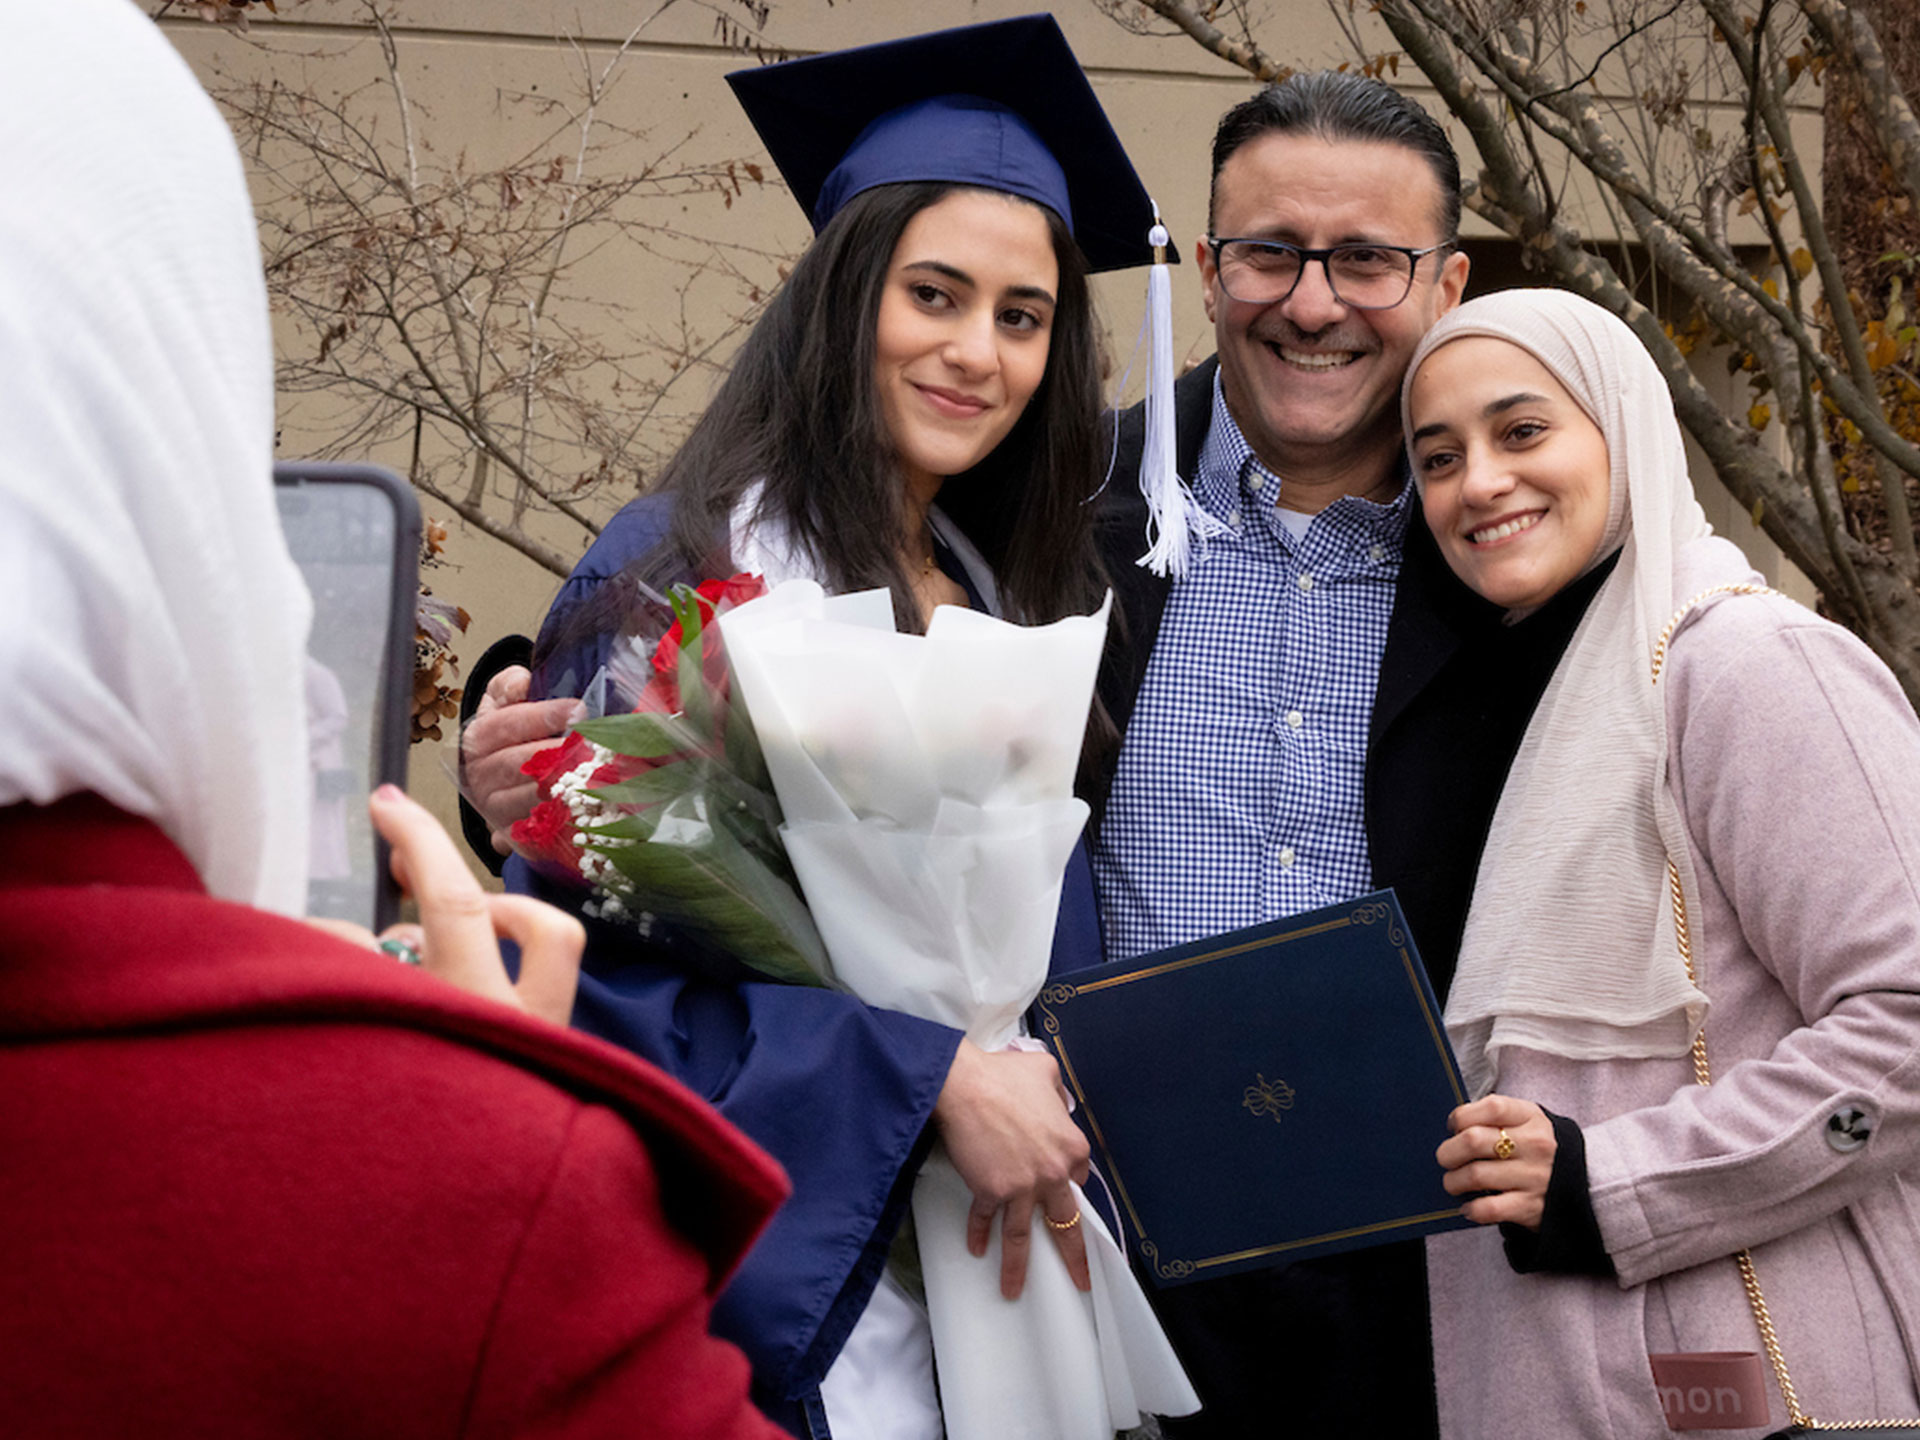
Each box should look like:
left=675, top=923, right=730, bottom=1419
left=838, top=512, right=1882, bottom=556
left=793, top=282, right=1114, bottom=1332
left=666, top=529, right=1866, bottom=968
left=1093, top=375, right=1411, bottom=962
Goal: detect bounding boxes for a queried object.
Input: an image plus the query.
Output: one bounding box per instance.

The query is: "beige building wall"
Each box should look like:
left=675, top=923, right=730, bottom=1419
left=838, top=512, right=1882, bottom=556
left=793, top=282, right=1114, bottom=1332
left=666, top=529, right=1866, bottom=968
left=159, top=2, right=1815, bottom=872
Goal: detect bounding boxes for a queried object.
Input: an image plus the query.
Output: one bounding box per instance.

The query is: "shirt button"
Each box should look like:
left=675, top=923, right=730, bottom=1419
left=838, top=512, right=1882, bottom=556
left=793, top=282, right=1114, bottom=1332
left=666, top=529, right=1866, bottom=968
left=1278, top=847, right=1297, bottom=868
left=1285, top=709, right=1304, bottom=729
left=1247, top=474, right=1264, bottom=493
left=1369, top=543, right=1386, bottom=562
left=1826, top=1107, right=1873, bottom=1153
left=1296, top=572, right=1315, bottom=593
left=1227, top=509, right=1241, bottom=529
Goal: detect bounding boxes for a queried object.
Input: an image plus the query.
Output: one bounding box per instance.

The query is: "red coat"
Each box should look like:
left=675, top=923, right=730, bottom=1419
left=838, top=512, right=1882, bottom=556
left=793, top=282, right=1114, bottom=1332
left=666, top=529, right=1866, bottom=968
left=0, top=796, right=791, bottom=1439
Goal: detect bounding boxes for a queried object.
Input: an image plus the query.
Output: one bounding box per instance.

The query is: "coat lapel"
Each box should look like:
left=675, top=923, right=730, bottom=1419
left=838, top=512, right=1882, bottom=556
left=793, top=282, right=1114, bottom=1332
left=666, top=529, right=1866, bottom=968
left=1372, top=508, right=1492, bottom=752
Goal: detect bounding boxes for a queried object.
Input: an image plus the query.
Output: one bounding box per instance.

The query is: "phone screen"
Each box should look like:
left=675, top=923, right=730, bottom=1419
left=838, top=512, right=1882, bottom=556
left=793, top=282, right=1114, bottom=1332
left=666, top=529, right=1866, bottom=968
left=273, top=463, right=420, bottom=931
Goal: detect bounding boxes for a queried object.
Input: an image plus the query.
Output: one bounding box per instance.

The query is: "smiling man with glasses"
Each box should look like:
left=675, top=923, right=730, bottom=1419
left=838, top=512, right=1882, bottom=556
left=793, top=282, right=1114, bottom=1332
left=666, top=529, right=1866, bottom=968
left=1087, top=71, right=1496, bottom=1438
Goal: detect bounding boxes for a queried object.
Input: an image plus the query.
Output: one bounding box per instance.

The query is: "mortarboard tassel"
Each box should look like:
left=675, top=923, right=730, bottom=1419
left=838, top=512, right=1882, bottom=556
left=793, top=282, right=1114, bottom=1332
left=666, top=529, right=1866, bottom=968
left=1136, top=208, right=1216, bottom=578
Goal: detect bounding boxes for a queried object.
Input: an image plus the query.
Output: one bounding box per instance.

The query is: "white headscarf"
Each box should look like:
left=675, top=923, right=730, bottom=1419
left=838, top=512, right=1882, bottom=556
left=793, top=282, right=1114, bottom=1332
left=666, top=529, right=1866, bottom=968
left=1403, top=289, right=1755, bottom=1096
left=0, top=0, right=313, bottom=913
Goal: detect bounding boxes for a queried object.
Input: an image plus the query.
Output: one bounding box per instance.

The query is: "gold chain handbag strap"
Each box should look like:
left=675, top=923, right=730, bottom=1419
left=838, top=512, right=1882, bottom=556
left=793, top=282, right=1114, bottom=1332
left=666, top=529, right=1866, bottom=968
left=1650, top=583, right=1777, bottom=684
left=1656, top=585, right=1919, bottom=1433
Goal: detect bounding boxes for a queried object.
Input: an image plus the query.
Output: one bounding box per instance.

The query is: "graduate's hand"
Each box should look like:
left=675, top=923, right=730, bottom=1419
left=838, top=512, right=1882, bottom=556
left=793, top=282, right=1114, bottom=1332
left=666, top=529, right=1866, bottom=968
left=368, top=784, right=584, bottom=1026
left=1436, top=1093, right=1556, bottom=1230
left=933, top=1040, right=1092, bottom=1300
left=459, top=665, right=585, bottom=856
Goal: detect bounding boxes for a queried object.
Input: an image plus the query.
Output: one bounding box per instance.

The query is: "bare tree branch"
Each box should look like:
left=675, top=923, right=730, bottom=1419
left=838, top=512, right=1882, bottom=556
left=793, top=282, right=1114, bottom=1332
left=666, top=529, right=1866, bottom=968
left=1099, top=0, right=1920, bottom=701
left=206, top=3, right=786, bottom=585
left=1124, top=0, right=1292, bottom=81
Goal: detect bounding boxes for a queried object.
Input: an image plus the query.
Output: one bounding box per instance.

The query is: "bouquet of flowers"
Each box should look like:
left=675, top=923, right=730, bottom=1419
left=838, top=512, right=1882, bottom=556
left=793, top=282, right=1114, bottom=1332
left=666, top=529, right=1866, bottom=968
left=508, top=573, right=830, bottom=988
left=516, top=573, right=1195, bottom=1439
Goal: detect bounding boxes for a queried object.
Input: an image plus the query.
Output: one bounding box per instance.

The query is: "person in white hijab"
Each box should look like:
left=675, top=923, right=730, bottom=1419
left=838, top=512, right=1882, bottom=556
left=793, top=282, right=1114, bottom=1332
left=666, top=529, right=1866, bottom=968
left=0, top=0, right=580, bottom=1013
left=0, top=0, right=311, bottom=911
left=1401, top=288, right=1920, bottom=1437
left=0, top=7, right=790, bottom=1435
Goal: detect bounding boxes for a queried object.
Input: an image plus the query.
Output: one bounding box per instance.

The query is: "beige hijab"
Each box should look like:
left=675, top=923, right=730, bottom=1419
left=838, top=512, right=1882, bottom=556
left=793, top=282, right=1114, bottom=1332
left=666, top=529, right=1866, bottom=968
left=0, top=0, right=313, bottom=912
left=1403, top=289, right=1754, bottom=1096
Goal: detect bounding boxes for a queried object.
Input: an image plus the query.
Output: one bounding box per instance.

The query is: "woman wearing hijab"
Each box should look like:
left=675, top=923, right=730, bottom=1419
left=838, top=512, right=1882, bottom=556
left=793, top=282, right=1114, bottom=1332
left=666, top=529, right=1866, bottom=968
left=0, top=5, right=788, bottom=1435
left=1402, top=288, right=1920, bottom=1437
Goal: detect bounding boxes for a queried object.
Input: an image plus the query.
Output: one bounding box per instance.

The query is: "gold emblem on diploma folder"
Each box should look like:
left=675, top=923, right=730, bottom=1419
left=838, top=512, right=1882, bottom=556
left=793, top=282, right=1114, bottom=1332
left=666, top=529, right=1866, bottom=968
left=1241, top=1074, right=1296, bottom=1124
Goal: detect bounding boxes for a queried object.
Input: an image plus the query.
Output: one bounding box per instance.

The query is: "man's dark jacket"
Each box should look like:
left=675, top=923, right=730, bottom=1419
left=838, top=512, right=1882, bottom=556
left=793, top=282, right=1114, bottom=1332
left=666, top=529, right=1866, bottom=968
left=1086, top=357, right=1594, bottom=1437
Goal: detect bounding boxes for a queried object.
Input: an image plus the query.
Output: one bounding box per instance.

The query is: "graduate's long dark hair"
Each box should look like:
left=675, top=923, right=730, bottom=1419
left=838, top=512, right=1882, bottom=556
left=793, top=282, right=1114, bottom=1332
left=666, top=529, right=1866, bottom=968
left=539, top=179, right=1119, bottom=779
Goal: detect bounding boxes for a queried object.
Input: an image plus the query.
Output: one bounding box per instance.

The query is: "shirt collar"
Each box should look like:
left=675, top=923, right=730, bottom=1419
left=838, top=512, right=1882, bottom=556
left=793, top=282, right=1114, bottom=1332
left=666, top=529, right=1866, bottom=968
left=1194, top=369, right=1414, bottom=543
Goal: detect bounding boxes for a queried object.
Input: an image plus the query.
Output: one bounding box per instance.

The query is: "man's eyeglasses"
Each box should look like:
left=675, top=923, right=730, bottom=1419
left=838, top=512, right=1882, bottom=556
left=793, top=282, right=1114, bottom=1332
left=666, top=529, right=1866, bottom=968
left=1205, top=238, right=1453, bottom=309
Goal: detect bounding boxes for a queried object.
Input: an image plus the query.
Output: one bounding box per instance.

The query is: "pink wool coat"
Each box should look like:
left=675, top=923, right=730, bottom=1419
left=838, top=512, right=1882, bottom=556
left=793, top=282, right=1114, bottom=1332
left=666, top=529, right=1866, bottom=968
left=1428, top=552, right=1920, bottom=1439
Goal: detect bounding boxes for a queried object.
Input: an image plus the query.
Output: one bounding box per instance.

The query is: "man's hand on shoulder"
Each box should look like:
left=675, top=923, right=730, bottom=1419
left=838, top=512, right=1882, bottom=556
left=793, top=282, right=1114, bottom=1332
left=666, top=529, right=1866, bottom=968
left=459, top=665, right=584, bottom=856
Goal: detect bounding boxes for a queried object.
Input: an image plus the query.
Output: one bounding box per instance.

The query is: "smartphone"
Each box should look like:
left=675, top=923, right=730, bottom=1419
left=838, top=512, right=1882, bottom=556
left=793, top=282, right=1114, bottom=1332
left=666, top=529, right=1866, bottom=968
left=273, top=461, right=420, bottom=931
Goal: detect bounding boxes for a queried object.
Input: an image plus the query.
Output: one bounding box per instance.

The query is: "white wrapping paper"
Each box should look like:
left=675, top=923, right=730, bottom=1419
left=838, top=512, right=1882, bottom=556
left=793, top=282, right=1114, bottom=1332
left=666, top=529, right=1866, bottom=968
left=720, top=580, right=1197, bottom=1437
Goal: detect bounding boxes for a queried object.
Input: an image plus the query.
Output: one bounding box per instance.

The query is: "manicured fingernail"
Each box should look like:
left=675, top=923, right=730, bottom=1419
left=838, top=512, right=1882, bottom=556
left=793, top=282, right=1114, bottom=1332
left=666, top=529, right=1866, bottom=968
left=566, top=701, right=588, bottom=724
left=373, top=784, right=404, bottom=803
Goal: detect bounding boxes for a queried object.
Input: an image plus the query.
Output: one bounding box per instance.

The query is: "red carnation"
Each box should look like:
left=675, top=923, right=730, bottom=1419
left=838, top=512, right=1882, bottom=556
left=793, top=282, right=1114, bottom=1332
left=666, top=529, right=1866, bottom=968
left=510, top=796, right=584, bottom=878
left=520, top=728, right=595, bottom=786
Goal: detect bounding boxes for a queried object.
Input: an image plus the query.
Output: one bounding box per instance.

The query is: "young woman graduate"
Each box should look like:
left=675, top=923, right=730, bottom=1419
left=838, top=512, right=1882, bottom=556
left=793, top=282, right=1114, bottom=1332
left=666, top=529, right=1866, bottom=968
left=1403, top=289, right=1920, bottom=1437
left=460, top=17, right=1197, bottom=1439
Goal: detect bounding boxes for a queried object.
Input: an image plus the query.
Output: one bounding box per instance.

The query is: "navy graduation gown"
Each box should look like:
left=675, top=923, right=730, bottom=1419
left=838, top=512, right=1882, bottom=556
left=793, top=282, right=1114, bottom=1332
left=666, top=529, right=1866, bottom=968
left=507, top=493, right=1103, bottom=1428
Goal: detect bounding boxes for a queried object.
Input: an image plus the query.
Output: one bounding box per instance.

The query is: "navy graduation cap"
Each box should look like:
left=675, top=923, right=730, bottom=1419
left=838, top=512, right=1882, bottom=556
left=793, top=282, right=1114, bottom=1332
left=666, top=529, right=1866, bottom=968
left=725, top=14, right=1170, bottom=275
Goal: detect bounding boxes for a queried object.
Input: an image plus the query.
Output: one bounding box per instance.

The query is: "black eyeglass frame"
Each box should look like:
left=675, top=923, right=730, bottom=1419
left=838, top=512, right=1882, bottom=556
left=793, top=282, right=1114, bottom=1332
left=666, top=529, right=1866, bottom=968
left=1204, top=237, right=1456, bottom=310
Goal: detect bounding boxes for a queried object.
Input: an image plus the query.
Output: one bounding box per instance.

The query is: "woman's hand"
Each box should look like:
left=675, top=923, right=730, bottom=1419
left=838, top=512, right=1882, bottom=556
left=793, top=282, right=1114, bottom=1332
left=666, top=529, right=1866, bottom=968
left=1436, top=1094, right=1557, bottom=1231
left=314, top=785, right=586, bottom=1026
left=933, top=1039, right=1093, bottom=1300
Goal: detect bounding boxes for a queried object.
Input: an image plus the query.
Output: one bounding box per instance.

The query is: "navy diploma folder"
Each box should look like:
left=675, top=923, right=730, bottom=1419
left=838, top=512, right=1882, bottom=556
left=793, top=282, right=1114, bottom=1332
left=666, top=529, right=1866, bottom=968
left=1037, top=890, right=1474, bottom=1286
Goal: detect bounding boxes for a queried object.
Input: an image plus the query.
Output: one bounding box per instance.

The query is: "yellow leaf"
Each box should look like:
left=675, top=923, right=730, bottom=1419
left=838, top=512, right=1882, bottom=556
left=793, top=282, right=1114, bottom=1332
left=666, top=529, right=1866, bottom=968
left=1748, top=402, right=1772, bottom=429
left=1791, top=247, right=1813, bottom=278
left=1762, top=277, right=1780, bottom=299
left=1751, top=497, right=1766, bottom=526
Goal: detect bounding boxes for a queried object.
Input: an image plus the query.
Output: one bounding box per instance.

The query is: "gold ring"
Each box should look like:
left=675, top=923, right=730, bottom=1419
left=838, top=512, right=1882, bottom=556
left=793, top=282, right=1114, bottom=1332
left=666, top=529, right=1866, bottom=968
left=1493, top=1128, right=1516, bottom=1161
left=1044, top=1210, right=1082, bottom=1233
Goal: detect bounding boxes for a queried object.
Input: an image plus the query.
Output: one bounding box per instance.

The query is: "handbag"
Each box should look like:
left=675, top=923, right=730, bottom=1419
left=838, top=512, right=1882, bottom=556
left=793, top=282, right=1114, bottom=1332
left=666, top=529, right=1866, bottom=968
left=1651, top=586, right=1920, bottom=1439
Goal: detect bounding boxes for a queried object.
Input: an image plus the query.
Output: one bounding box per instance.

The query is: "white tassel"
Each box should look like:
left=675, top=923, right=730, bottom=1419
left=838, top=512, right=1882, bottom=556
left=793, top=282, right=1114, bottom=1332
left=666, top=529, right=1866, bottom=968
left=1136, top=209, right=1215, bottom=578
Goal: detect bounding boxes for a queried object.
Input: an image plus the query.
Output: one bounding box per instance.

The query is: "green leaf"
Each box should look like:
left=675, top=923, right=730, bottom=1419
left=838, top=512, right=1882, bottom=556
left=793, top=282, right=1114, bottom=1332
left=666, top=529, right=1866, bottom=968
left=575, top=712, right=693, bottom=758
left=589, top=764, right=696, bottom=807
left=593, top=792, right=830, bottom=988
left=723, top=674, right=773, bottom=793
left=668, top=585, right=713, bottom=740
left=585, top=811, right=665, bottom=843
